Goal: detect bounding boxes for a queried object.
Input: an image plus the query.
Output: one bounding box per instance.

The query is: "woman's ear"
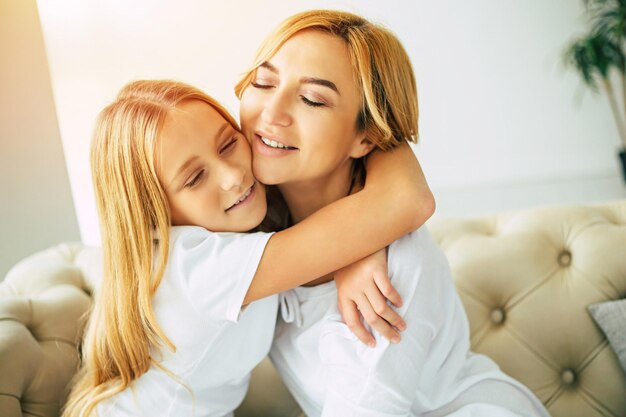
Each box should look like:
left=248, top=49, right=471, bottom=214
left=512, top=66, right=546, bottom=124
left=349, top=136, right=376, bottom=159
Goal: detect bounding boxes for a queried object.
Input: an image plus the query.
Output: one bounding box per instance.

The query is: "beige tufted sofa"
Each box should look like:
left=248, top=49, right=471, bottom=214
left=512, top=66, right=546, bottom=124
left=1, top=201, right=625, bottom=417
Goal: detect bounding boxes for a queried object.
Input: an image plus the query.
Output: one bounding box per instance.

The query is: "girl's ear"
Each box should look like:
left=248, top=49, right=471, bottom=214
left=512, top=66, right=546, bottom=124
left=349, top=136, right=376, bottom=159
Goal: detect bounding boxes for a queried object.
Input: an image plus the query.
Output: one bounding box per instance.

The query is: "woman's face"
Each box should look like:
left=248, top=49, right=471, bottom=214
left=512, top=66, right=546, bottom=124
left=239, top=30, right=370, bottom=186
left=157, top=99, right=267, bottom=232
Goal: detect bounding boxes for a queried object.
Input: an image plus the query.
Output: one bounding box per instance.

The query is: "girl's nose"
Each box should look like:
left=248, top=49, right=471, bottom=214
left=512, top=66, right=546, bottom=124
left=218, top=161, right=246, bottom=191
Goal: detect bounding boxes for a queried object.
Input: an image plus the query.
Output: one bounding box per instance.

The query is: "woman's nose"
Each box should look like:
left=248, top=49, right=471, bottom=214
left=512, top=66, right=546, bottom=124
left=261, top=91, right=292, bottom=127
left=218, top=161, right=246, bottom=191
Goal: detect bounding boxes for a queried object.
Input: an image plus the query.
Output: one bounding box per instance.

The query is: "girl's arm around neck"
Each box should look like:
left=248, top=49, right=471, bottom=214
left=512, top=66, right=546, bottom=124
left=243, top=141, right=434, bottom=304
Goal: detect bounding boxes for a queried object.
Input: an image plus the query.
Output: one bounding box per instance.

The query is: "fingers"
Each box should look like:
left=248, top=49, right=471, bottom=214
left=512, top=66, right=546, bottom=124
left=339, top=299, right=376, bottom=347
left=365, top=281, right=406, bottom=332
left=356, top=294, right=401, bottom=344
left=374, top=272, right=403, bottom=308
left=365, top=285, right=406, bottom=332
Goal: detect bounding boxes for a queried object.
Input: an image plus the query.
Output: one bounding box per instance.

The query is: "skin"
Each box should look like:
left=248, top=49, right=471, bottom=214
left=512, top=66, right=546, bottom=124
left=157, top=99, right=267, bottom=233
left=239, top=30, right=415, bottom=344
left=154, top=95, right=427, bottom=321
left=239, top=30, right=375, bottom=224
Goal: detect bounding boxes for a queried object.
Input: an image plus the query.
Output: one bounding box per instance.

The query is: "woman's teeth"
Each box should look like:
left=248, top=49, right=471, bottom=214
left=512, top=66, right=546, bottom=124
left=261, top=136, right=291, bottom=149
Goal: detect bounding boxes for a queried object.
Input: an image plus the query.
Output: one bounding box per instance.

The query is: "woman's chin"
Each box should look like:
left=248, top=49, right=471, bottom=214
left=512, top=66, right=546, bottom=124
left=252, top=164, right=288, bottom=186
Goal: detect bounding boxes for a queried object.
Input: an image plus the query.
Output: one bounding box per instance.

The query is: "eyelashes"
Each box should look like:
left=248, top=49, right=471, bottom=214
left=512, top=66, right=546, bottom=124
left=184, top=136, right=238, bottom=189
left=251, top=81, right=272, bottom=89
left=251, top=81, right=326, bottom=108
left=301, top=96, right=325, bottom=107
left=185, top=170, right=204, bottom=189
left=220, top=136, right=238, bottom=153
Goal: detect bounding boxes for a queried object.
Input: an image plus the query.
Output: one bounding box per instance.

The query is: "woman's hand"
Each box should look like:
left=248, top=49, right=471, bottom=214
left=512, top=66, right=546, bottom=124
left=335, top=249, right=406, bottom=347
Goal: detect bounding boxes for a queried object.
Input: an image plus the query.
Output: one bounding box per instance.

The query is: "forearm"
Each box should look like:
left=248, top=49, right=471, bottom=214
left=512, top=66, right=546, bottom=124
left=244, top=142, right=434, bottom=303
left=246, top=183, right=411, bottom=302
left=363, top=141, right=435, bottom=233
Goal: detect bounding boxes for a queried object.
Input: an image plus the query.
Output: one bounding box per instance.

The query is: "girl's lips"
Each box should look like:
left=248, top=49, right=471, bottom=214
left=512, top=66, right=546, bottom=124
left=225, top=183, right=256, bottom=212
left=253, top=134, right=298, bottom=157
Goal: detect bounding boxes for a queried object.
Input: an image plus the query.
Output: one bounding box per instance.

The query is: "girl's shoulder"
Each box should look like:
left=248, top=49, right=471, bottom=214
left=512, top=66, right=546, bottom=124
left=169, top=225, right=212, bottom=241
left=160, top=226, right=274, bottom=324
left=167, top=226, right=270, bottom=254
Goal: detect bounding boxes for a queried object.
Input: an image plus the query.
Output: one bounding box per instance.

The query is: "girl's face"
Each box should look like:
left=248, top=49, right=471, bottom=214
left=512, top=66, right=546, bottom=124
left=239, top=30, right=372, bottom=186
left=157, top=99, right=267, bottom=232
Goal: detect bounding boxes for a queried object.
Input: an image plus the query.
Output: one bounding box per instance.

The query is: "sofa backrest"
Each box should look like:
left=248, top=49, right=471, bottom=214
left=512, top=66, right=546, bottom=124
left=427, top=201, right=626, bottom=417
left=1, top=201, right=625, bottom=417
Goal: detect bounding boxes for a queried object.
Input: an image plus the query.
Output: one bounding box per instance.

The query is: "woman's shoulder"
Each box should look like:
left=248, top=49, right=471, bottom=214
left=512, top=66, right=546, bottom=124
left=390, top=226, right=439, bottom=254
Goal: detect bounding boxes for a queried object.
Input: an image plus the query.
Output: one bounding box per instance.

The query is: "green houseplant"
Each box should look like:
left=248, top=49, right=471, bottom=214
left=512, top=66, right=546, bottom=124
left=564, top=0, right=626, bottom=183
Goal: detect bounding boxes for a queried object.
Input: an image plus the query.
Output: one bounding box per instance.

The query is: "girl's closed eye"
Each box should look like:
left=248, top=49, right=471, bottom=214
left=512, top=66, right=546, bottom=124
left=220, top=135, right=238, bottom=154
left=185, top=170, right=205, bottom=189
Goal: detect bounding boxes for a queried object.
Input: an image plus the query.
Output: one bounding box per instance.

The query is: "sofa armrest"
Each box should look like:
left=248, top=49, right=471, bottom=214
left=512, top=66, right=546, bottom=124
left=0, top=243, right=92, bottom=417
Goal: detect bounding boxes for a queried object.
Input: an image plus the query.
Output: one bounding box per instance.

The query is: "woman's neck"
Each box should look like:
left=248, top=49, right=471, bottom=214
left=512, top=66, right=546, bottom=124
left=279, top=160, right=353, bottom=224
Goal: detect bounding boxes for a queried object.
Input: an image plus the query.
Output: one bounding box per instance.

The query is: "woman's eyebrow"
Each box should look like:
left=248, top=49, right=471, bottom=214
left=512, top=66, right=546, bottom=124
left=260, top=61, right=278, bottom=73
left=300, top=77, right=339, bottom=95
left=259, top=61, right=340, bottom=95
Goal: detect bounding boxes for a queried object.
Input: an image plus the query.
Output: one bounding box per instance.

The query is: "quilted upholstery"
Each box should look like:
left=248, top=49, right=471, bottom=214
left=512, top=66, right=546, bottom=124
left=429, top=201, right=626, bottom=417
left=0, top=201, right=624, bottom=417
left=0, top=244, right=95, bottom=416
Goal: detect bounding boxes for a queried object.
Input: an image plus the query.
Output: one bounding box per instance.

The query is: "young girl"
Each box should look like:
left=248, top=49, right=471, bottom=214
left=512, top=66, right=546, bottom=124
left=62, top=79, right=432, bottom=417
left=236, top=9, right=552, bottom=417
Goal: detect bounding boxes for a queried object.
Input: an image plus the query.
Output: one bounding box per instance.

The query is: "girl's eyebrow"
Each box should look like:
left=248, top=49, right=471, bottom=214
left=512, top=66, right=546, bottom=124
left=170, top=122, right=229, bottom=187
left=171, top=156, right=199, bottom=188
left=259, top=61, right=340, bottom=95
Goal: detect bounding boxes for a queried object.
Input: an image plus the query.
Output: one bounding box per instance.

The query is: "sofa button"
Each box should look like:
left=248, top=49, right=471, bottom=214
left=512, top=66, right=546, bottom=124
left=490, top=308, right=505, bottom=325
left=558, top=250, right=572, bottom=267
left=561, top=369, right=576, bottom=385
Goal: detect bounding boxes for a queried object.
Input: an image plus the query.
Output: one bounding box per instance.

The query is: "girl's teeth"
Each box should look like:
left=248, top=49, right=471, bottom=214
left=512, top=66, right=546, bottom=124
left=237, top=188, right=251, bottom=203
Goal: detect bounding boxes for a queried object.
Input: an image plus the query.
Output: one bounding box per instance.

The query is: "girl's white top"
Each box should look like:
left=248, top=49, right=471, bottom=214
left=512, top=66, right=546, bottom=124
left=98, top=226, right=277, bottom=417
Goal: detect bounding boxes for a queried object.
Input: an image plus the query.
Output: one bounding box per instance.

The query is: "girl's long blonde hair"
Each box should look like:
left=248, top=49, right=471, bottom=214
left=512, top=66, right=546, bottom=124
left=63, top=80, right=238, bottom=417
left=234, top=9, right=419, bottom=150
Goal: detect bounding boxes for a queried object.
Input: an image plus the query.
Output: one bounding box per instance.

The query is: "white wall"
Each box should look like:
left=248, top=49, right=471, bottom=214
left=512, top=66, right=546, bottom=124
left=0, top=0, right=80, bottom=278
left=36, top=0, right=626, bottom=245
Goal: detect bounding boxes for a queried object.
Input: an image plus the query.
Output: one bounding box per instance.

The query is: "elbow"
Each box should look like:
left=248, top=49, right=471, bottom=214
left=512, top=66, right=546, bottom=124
left=404, top=187, right=436, bottom=232
left=418, top=190, right=436, bottom=227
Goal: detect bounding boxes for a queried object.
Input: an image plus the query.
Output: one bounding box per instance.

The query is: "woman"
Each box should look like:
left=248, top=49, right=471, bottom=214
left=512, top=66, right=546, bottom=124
left=62, top=80, right=431, bottom=417
left=236, top=9, right=551, bottom=417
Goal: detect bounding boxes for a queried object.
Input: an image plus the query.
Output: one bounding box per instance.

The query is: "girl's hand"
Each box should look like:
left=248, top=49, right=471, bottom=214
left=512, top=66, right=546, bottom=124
left=335, top=249, right=406, bottom=347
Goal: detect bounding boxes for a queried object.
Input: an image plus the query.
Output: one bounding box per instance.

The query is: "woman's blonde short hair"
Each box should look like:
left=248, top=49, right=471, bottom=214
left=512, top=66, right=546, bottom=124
left=235, top=9, right=419, bottom=150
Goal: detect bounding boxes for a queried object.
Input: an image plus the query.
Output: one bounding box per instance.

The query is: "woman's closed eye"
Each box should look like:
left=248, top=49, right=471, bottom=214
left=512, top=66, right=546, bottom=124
left=301, top=95, right=325, bottom=107
left=251, top=80, right=273, bottom=89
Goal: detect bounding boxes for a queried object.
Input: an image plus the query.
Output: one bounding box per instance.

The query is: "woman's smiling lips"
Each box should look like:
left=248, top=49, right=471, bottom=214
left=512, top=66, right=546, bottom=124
left=252, top=132, right=298, bottom=157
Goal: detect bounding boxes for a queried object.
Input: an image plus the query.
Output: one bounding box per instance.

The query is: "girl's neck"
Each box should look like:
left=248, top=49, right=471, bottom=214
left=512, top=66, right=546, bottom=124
left=279, top=160, right=353, bottom=224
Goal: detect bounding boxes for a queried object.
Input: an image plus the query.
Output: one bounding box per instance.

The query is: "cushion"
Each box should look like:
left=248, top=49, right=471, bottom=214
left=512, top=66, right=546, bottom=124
left=588, top=299, right=626, bottom=375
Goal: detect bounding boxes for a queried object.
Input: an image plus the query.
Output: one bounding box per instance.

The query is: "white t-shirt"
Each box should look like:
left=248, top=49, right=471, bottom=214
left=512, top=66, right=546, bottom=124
left=98, top=226, right=278, bottom=417
left=271, top=228, right=550, bottom=417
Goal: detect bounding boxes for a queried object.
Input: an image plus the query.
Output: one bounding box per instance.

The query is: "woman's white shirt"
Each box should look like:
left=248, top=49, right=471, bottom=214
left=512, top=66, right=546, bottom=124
left=272, top=228, right=550, bottom=417
left=98, top=226, right=277, bottom=417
